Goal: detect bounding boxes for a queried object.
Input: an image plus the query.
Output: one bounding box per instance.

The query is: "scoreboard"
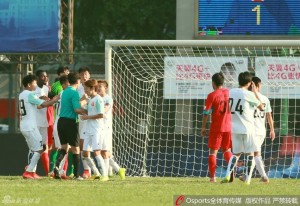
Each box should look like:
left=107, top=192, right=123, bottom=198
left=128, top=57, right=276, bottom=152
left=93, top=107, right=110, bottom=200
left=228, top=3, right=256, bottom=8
left=198, top=0, right=300, bottom=36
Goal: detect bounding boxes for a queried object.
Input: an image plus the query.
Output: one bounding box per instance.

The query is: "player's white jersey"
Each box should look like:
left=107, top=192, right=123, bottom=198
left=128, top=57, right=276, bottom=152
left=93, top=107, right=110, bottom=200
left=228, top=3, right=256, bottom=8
left=35, top=85, right=49, bottom=127
left=77, top=83, right=85, bottom=98
left=254, top=92, right=271, bottom=135
left=84, top=94, right=105, bottom=135
left=77, top=83, right=86, bottom=123
left=54, top=91, right=63, bottom=122
left=229, top=88, right=261, bottom=134
left=19, top=90, right=44, bottom=131
left=102, top=94, right=113, bottom=129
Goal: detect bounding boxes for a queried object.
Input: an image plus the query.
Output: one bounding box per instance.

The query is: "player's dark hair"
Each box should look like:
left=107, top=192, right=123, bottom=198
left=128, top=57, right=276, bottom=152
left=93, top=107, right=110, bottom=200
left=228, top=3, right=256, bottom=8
left=212, top=72, right=224, bottom=86
left=68, top=72, right=80, bottom=85
left=57, top=66, right=70, bottom=76
left=59, top=74, right=69, bottom=85
left=35, top=70, right=46, bottom=77
left=84, top=79, right=98, bottom=89
left=22, top=74, right=37, bottom=87
left=78, top=66, right=90, bottom=74
left=238, top=71, right=252, bottom=86
left=252, top=76, right=261, bottom=87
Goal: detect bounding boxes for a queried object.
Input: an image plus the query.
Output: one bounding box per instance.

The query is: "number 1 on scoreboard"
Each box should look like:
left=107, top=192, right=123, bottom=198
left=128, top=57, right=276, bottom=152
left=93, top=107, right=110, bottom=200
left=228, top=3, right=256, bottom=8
left=252, top=5, right=261, bottom=25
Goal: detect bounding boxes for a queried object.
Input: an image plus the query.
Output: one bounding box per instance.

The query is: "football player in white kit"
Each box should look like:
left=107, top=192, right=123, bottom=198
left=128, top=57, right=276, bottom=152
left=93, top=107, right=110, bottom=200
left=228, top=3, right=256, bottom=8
left=221, top=72, right=264, bottom=185
left=19, top=74, right=59, bottom=179
left=97, top=80, right=126, bottom=180
left=239, top=76, right=275, bottom=183
left=77, top=66, right=92, bottom=178
left=80, top=79, right=108, bottom=181
left=35, top=70, right=51, bottom=175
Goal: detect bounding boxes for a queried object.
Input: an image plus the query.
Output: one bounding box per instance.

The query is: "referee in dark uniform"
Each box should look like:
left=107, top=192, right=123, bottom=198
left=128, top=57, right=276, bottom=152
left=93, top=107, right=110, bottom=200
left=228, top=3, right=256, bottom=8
left=54, top=72, right=86, bottom=180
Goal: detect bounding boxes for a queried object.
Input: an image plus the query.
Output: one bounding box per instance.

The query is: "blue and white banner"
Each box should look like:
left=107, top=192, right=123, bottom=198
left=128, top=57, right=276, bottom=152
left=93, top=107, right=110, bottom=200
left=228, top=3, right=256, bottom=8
left=0, top=0, right=60, bottom=52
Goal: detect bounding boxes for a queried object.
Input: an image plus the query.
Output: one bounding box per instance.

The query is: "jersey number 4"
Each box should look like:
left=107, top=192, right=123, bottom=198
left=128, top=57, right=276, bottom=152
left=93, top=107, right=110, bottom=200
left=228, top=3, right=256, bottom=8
left=229, top=98, right=244, bottom=115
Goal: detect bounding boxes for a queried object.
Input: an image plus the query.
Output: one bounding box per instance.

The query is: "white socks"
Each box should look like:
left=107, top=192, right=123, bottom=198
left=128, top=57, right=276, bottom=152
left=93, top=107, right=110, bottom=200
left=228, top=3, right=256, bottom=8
left=254, top=155, right=267, bottom=178
left=95, top=155, right=107, bottom=176
left=26, top=152, right=41, bottom=172
left=109, top=157, right=120, bottom=172
left=245, top=156, right=255, bottom=183
left=225, top=155, right=238, bottom=177
left=85, top=157, right=100, bottom=176
left=81, top=151, right=91, bottom=172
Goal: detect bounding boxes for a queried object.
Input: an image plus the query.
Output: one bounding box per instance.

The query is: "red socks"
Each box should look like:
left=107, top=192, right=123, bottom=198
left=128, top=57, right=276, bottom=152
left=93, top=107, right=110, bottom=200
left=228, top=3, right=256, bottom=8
left=41, top=152, right=49, bottom=175
left=208, top=154, right=216, bottom=178
left=223, top=150, right=233, bottom=163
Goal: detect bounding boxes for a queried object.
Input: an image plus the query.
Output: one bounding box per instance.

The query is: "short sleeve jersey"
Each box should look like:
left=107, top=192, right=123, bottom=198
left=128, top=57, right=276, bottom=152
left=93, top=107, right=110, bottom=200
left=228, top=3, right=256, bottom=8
left=60, top=86, right=81, bottom=120
left=229, top=88, right=261, bottom=134
left=203, top=88, right=232, bottom=133
left=84, top=95, right=105, bottom=134
left=77, top=83, right=85, bottom=98
left=51, top=81, right=63, bottom=95
left=102, top=94, right=113, bottom=129
left=254, top=93, right=272, bottom=135
left=35, top=85, right=49, bottom=127
left=19, top=90, right=44, bottom=131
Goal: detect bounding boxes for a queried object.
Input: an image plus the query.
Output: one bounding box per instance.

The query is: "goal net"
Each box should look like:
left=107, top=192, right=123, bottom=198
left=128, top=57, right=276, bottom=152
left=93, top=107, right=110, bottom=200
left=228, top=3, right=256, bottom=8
left=105, top=40, right=300, bottom=178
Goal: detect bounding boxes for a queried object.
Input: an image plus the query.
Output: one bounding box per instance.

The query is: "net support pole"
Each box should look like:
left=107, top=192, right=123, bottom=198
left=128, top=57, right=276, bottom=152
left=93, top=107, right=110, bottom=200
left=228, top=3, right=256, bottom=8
left=105, top=42, right=112, bottom=96
left=105, top=41, right=113, bottom=158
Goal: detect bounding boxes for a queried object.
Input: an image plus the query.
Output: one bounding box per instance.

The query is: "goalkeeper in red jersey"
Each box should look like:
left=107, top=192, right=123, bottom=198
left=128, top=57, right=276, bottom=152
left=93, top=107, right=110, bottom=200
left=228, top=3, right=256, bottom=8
left=201, top=72, right=233, bottom=183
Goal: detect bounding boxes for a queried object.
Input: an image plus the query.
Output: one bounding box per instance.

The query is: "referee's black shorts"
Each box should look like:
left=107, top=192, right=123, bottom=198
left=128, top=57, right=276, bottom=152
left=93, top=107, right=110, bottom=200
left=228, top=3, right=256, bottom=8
left=57, top=117, right=79, bottom=147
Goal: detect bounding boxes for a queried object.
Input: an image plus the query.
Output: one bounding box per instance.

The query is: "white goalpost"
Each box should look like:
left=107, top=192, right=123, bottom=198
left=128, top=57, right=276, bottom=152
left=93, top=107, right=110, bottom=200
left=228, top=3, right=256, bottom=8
left=105, top=40, right=300, bottom=178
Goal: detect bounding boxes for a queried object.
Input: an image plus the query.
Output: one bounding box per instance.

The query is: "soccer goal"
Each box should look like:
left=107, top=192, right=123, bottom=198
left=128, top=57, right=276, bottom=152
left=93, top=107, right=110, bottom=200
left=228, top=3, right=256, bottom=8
left=105, top=40, right=300, bottom=178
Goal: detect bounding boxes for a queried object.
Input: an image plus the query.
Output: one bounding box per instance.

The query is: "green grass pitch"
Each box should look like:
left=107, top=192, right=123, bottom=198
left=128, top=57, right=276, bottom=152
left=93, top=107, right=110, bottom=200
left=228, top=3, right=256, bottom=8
left=0, top=176, right=299, bottom=206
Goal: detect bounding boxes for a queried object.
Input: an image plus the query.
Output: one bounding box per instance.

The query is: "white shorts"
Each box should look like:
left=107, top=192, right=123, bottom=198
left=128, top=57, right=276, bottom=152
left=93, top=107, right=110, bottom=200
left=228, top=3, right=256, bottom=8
left=38, top=126, right=48, bottom=145
left=52, top=120, right=61, bottom=148
left=103, top=127, right=113, bottom=152
left=232, top=132, right=259, bottom=154
left=254, top=134, right=266, bottom=152
left=79, top=121, right=87, bottom=140
left=21, top=128, right=43, bottom=152
left=83, top=131, right=108, bottom=151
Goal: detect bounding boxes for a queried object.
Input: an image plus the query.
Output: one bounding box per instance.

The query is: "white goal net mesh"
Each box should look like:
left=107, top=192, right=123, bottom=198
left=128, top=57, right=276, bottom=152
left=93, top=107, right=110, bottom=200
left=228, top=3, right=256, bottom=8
left=106, top=40, right=300, bottom=178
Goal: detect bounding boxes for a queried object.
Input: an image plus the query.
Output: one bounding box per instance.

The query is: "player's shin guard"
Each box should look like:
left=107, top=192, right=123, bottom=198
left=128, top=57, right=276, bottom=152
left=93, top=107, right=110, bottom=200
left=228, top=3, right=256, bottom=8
left=73, top=154, right=80, bottom=178
left=245, top=155, right=255, bottom=184
left=208, top=154, right=217, bottom=178
left=225, top=155, right=238, bottom=177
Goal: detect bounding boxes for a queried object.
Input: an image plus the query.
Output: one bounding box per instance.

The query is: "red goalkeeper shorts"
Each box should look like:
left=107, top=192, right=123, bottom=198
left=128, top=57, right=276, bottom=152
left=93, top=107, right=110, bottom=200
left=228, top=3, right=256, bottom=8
left=208, top=131, right=232, bottom=150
